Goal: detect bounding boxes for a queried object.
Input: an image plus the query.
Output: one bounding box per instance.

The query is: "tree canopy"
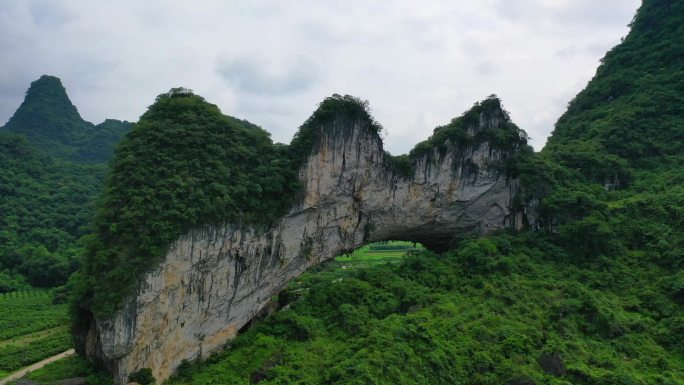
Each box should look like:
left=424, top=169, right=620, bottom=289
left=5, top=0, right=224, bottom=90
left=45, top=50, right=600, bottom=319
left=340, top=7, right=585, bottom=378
left=79, top=89, right=302, bottom=316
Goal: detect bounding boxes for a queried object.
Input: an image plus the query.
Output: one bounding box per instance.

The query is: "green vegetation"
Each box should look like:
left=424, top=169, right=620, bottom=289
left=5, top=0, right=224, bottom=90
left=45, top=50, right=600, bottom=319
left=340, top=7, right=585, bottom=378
left=525, top=0, right=684, bottom=250
left=410, top=95, right=529, bottom=161
left=0, top=76, right=131, bottom=291
left=1, top=75, right=130, bottom=163
left=0, top=134, right=105, bottom=289
left=77, top=88, right=304, bottom=317
left=0, top=290, right=71, bottom=376
left=79, top=119, right=133, bottom=163
left=167, top=234, right=683, bottom=385
left=18, top=355, right=90, bottom=382
left=0, top=331, right=71, bottom=374
left=17, top=355, right=114, bottom=385
left=129, top=368, right=155, bottom=385
left=336, top=241, right=424, bottom=266
left=0, top=291, right=68, bottom=340
left=0, top=75, right=129, bottom=380
left=289, top=94, right=382, bottom=169
left=545, top=0, right=683, bottom=174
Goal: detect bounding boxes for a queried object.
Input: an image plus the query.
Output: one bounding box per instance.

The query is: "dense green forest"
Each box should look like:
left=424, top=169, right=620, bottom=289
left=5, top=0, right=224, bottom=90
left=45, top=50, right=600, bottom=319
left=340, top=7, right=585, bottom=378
left=0, top=134, right=101, bottom=289
left=2, top=0, right=682, bottom=384
left=0, top=76, right=130, bottom=291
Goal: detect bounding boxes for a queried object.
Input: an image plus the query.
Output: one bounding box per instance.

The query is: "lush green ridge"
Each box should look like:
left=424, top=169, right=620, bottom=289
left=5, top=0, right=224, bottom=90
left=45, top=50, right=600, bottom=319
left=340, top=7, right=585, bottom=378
left=1, top=75, right=131, bottom=163
left=0, top=134, right=105, bottom=290
left=0, top=76, right=132, bottom=291
left=545, top=1, right=683, bottom=174
left=529, top=0, right=684, bottom=244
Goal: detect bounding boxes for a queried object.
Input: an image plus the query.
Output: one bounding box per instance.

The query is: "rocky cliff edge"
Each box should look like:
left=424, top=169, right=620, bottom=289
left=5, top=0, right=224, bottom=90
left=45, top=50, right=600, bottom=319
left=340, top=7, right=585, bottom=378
left=78, top=99, right=531, bottom=384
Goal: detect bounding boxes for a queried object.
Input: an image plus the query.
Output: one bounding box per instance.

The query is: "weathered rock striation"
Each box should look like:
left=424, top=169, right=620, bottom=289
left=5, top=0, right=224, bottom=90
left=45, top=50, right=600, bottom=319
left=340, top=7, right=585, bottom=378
left=80, top=105, right=530, bottom=383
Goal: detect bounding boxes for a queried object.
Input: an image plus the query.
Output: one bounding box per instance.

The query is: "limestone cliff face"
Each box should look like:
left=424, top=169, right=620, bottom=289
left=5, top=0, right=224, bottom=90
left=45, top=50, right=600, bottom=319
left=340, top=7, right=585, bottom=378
left=82, top=110, right=526, bottom=384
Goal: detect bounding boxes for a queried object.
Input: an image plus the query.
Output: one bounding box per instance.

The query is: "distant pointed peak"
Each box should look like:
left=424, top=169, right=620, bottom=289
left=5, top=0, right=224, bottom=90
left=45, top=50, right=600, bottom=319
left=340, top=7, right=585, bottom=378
left=2, top=74, right=88, bottom=150
left=35, top=74, right=63, bottom=83
left=29, top=74, right=65, bottom=89
left=18, top=74, right=79, bottom=112
left=25, top=75, right=69, bottom=98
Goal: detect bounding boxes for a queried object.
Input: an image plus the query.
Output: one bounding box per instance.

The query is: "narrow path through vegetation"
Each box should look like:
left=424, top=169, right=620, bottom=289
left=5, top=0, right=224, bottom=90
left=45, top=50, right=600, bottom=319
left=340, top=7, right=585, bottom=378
left=0, top=349, right=74, bottom=385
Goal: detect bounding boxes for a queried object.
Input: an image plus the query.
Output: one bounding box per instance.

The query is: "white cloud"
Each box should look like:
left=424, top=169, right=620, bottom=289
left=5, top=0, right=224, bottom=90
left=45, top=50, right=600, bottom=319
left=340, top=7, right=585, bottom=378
left=0, top=0, right=640, bottom=153
left=216, top=54, right=321, bottom=95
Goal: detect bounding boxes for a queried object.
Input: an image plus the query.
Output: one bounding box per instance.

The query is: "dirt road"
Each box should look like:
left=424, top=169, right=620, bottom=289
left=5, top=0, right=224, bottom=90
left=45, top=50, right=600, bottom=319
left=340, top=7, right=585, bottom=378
left=0, top=349, right=75, bottom=385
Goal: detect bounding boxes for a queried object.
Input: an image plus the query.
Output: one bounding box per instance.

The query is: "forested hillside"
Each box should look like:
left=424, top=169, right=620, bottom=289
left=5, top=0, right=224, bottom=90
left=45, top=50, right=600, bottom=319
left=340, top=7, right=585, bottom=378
left=546, top=0, right=683, bottom=170
left=0, top=134, right=103, bottom=290
left=534, top=0, right=683, bottom=263
left=1, top=75, right=131, bottom=163
left=0, top=76, right=130, bottom=291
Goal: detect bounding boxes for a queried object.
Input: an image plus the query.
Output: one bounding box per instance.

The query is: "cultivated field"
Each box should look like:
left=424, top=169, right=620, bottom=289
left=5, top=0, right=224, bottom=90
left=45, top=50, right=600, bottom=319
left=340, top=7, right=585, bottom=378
left=335, top=241, right=424, bottom=266
left=0, top=290, right=71, bottom=379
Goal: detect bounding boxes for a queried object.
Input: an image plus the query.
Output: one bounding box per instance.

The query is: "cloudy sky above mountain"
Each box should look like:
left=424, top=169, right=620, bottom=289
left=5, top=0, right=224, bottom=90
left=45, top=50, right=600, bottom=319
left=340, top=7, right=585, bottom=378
left=0, top=0, right=640, bottom=153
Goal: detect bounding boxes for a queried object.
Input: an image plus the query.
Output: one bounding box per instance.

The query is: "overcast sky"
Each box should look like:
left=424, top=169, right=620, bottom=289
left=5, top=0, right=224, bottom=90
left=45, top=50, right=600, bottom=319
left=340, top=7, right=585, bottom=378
left=0, top=0, right=640, bottom=153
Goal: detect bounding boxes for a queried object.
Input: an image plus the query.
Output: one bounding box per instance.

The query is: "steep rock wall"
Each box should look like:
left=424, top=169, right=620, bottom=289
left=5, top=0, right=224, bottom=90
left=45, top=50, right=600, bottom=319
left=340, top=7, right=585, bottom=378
left=82, top=113, right=525, bottom=384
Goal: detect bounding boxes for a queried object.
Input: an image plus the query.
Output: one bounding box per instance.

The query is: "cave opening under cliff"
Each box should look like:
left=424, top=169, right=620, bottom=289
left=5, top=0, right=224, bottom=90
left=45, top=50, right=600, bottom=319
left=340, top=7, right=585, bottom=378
left=334, top=240, right=425, bottom=267
left=238, top=240, right=424, bottom=335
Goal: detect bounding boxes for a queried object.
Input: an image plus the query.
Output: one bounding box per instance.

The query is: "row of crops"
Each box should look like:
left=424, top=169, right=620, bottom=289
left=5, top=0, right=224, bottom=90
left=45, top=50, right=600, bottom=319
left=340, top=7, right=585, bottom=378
left=0, top=290, right=72, bottom=376
left=0, top=290, right=52, bottom=300
left=0, top=329, right=71, bottom=372
left=0, top=290, right=68, bottom=340
left=367, top=243, right=420, bottom=251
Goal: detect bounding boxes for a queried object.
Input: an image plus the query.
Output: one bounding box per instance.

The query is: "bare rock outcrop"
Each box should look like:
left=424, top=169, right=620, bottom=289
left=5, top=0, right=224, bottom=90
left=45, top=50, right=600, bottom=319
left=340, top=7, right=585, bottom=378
left=81, top=106, right=529, bottom=383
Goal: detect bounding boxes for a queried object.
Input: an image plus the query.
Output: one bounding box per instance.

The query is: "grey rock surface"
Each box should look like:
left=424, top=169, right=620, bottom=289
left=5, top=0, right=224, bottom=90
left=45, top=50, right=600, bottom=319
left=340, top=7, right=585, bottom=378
left=83, top=111, right=527, bottom=383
